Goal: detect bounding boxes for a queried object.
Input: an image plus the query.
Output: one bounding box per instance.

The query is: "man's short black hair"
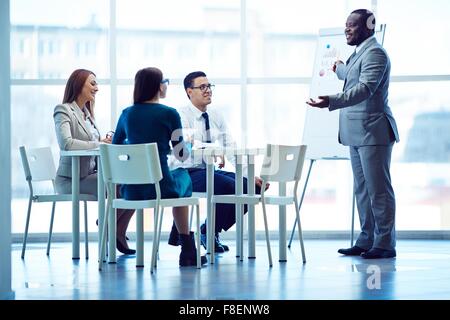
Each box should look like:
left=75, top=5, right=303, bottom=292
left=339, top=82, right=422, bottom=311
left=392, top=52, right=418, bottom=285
left=351, top=9, right=376, bottom=35
left=183, top=71, right=207, bottom=91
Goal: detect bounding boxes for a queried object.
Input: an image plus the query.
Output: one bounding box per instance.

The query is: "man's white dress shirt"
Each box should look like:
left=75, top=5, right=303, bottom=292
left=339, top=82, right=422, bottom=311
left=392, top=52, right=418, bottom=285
left=170, top=103, right=246, bottom=174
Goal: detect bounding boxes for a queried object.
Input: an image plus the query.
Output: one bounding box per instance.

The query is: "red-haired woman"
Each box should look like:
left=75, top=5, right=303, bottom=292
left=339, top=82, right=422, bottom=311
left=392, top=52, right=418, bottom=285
left=53, top=69, right=135, bottom=255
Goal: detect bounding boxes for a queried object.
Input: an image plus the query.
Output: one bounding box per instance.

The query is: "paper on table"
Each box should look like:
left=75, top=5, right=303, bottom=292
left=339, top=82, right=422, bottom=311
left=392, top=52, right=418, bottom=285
left=191, top=140, right=220, bottom=150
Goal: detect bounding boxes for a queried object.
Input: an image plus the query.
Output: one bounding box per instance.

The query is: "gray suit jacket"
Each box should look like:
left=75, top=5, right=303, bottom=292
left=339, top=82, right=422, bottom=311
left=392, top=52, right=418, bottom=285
left=329, top=37, right=399, bottom=146
left=53, top=101, right=100, bottom=178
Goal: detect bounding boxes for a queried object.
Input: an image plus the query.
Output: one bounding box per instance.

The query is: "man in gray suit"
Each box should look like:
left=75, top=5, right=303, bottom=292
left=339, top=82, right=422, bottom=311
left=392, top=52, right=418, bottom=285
left=307, top=9, right=399, bottom=259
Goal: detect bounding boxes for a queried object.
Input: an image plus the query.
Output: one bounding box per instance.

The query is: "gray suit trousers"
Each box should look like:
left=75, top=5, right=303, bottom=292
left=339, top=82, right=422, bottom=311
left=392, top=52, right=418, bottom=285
left=350, top=143, right=396, bottom=251
left=55, top=173, right=98, bottom=198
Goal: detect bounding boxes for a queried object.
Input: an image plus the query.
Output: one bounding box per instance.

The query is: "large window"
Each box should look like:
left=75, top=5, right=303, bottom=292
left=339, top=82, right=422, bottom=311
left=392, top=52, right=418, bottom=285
left=247, top=0, right=355, bottom=77
left=378, top=0, right=450, bottom=76
left=10, top=0, right=450, bottom=234
left=116, top=0, right=241, bottom=79
left=10, top=0, right=109, bottom=79
left=388, top=82, right=450, bottom=230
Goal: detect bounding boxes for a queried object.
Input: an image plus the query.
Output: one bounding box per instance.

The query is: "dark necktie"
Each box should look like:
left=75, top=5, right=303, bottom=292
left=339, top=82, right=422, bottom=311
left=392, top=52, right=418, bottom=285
left=201, top=112, right=212, bottom=143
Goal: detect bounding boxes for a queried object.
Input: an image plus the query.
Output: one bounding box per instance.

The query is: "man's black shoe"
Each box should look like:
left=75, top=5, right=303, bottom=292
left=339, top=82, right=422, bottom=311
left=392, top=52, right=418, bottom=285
left=200, top=232, right=225, bottom=253
left=337, top=246, right=367, bottom=256
left=215, top=233, right=229, bottom=251
left=361, top=248, right=396, bottom=259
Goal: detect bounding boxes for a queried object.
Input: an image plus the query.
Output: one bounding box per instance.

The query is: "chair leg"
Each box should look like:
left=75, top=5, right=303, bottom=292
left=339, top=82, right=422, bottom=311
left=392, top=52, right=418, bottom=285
left=84, top=201, right=89, bottom=259
left=295, top=201, right=306, bottom=263
left=136, top=209, right=144, bottom=268
left=240, top=204, right=244, bottom=262
left=210, top=203, right=215, bottom=264
left=98, top=196, right=112, bottom=270
left=155, top=206, right=165, bottom=268
left=46, top=202, right=56, bottom=256
left=150, top=206, right=160, bottom=274
left=196, top=204, right=201, bottom=269
left=261, top=201, right=273, bottom=267
left=189, top=204, right=194, bottom=231
left=21, top=197, right=33, bottom=259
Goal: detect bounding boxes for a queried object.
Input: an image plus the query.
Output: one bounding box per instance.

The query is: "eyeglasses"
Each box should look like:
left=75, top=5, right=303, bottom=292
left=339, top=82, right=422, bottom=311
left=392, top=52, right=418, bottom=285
left=161, top=78, right=170, bottom=85
left=106, top=131, right=115, bottom=139
left=190, top=83, right=215, bottom=92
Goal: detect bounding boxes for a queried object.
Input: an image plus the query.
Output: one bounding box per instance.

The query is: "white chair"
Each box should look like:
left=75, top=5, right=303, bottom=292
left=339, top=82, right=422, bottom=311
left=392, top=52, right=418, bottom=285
left=98, top=143, right=202, bottom=273
left=211, top=144, right=307, bottom=266
left=19, top=146, right=95, bottom=259
left=190, top=192, right=206, bottom=230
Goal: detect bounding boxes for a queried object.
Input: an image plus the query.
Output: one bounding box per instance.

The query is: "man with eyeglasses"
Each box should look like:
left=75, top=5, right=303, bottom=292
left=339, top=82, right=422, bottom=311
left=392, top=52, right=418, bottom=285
left=168, top=71, right=269, bottom=253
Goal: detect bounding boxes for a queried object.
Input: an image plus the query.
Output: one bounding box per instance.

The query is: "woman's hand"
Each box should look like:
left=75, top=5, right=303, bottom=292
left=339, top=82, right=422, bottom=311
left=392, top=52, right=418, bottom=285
left=216, top=155, right=225, bottom=169
left=255, top=176, right=270, bottom=191
left=101, top=131, right=114, bottom=144
left=101, top=137, right=112, bottom=144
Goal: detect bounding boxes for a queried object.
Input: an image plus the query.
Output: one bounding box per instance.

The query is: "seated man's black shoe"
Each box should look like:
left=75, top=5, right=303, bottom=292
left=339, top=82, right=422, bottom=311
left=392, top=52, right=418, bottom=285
left=338, top=246, right=367, bottom=256
left=116, top=239, right=136, bottom=255
left=361, top=248, right=396, bottom=259
left=200, top=232, right=207, bottom=249
left=200, top=232, right=225, bottom=253
left=168, top=222, right=181, bottom=246
left=215, top=233, right=229, bottom=251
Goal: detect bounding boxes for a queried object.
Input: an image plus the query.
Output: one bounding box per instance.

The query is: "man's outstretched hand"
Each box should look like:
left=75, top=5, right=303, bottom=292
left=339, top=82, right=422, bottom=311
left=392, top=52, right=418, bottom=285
left=306, top=96, right=330, bottom=108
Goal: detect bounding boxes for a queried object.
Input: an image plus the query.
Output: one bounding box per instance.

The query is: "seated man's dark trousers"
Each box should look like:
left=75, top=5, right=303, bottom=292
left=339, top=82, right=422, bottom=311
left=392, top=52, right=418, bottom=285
left=188, top=168, right=262, bottom=233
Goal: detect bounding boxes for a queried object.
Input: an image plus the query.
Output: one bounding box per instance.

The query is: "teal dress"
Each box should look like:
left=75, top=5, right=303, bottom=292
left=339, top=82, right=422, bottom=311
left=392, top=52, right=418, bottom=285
left=112, top=103, right=192, bottom=200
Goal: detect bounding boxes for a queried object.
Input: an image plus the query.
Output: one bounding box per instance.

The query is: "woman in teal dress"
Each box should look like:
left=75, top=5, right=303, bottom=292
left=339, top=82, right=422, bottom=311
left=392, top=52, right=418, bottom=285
left=112, top=67, right=206, bottom=267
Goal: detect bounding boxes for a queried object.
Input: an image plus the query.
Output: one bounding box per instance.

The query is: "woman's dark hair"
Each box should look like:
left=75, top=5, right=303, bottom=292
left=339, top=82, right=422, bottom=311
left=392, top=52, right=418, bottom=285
left=133, top=67, right=163, bottom=104
left=63, top=69, right=96, bottom=116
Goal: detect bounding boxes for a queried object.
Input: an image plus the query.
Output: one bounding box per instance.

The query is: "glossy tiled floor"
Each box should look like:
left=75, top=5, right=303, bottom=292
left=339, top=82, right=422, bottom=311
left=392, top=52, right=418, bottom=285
left=11, top=239, right=450, bottom=300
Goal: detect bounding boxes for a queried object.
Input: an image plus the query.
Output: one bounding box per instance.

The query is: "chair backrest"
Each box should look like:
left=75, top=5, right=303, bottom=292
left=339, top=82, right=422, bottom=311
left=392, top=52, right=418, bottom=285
left=260, top=144, right=307, bottom=182
left=99, top=143, right=163, bottom=185
left=19, top=146, right=57, bottom=182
